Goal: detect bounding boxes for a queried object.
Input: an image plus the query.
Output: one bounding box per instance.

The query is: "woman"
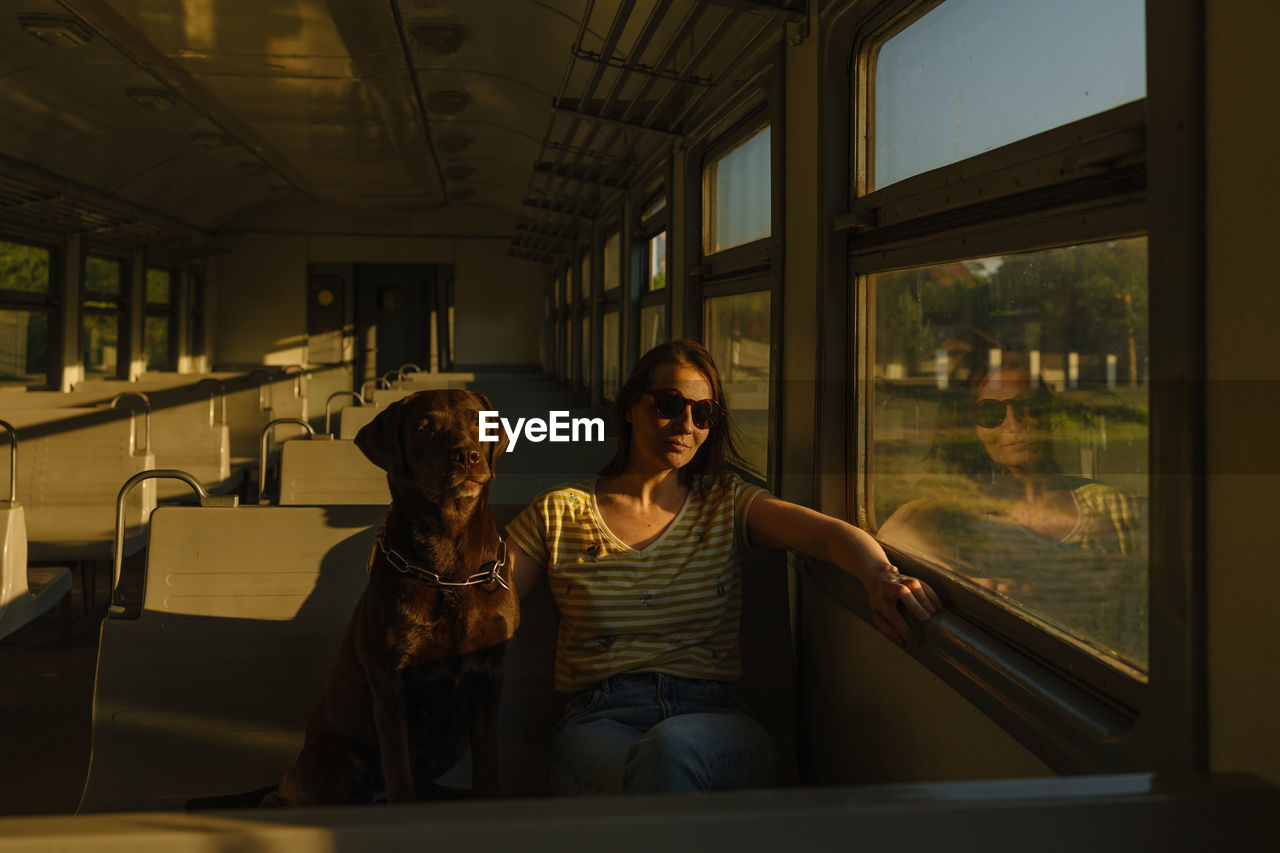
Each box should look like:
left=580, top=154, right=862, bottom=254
left=504, top=340, right=939, bottom=795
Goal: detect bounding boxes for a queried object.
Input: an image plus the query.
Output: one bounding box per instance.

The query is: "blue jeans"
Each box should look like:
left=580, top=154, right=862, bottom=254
left=549, top=672, right=778, bottom=795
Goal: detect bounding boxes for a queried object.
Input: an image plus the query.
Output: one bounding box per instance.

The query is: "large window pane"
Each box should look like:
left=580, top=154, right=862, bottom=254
left=567, top=317, right=575, bottom=381
left=704, top=291, right=770, bottom=476
left=144, top=315, right=172, bottom=371
left=702, top=124, right=771, bottom=254
left=580, top=253, right=591, bottom=302
left=640, top=304, right=666, bottom=354
left=581, top=315, right=590, bottom=388
left=602, top=310, right=619, bottom=400
left=649, top=231, right=667, bottom=292
left=83, top=314, right=119, bottom=376
left=873, top=0, right=1145, bottom=189
left=146, top=268, right=171, bottom=304
left=0, top=240, right=51, bottom=295
left=0, top=309, right=50, bottom=384
left=603, top=233, right=620, bottom=291
left=85, top=256, right=122, bottom=304
left=871, top=237, right=1149, bottom=668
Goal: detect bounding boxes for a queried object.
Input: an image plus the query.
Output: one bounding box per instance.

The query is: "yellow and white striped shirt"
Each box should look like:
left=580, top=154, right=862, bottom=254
left=504, top=474, right=766, bottom=691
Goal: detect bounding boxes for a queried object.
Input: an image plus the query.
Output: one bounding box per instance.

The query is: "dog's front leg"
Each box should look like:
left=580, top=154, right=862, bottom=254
left=368, top=668, right=416, bottom=803
left=468, top=659, right=505, bottom=797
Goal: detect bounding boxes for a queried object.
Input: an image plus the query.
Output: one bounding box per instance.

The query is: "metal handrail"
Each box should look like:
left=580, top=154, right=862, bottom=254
left=398, top=363, right=422, bottom=380
left=258, top=417, right=315, bottom=504
left=359, top=377, right=390, bottom=399
left=283, top=364, right=305, bottom=398
left=248, top=369, right=273, bottom=411
left=0, top=420, right=16, bottom=503
left=324, top=390, right=364, bottom=435
left=381, top=370, right=400, bottom=387
left=192, top=377, right=227, bottom=426
left=110, top=469, right=238, bottom=619
left=109, top=392, right=151, bottom=454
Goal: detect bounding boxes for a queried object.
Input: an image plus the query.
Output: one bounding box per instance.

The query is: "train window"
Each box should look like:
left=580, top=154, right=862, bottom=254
left=144, top=268, right=174, bottom=371
left=871, top=0, right=1145, bottom=190
left=704, top=290, right=770, bottom=477
left=580, top=314, right=591, bottom=392
left=837, top=0, right=1161, bottom=756
left=871, top=238, right=1149, bottom=667
left=188, top=273, right=204, bottom=361
left=640, top=303, right=666, bottom=353
left=602, top=310, right=620, bottom=401
left=702, top=123, right=771, bottom=255
left=580, top=250, right=591, bottom=303
left=0, top=238, right=55, bottom=388
left=647, top=231, right=667, bottom=292
left=84, top=255, right=125, bottom=378
left=603, top=232, right=620, bottom=293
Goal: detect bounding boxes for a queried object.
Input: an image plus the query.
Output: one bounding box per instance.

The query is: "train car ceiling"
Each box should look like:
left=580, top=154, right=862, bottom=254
left=0, top=1, right=804, bottom=262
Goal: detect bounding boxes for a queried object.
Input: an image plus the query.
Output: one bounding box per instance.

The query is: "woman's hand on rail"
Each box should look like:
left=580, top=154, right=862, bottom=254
left=860, top=562, right=941, bottom=648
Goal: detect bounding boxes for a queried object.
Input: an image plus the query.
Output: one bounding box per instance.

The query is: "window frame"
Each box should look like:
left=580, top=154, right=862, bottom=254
left=633, top=175, right=671, bottom=371
left=144, top=266, right=176, bottom=372
left=82, top=252, right=129, bottom=380
left=814, top=0, right=1205, bottom=774
left=0, top=234, right=60, bottom=389
left=687, top=66, right=785, bottom=489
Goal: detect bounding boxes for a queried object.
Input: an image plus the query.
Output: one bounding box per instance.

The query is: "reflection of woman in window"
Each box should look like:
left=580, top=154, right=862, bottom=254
left=877, top=349, right=1142, bottom=657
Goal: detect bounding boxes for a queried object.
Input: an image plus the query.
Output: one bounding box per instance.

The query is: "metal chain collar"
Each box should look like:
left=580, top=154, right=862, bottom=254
left=372, top=530, right=510, bottom=591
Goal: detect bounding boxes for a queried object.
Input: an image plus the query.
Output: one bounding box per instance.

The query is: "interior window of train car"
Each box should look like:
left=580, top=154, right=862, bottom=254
left=187, top=273, right=204, bottom=363
left=842, top=0, right=1154, bottom=731
left=0, top=238, right=55, bottom=388
left=84, top=255, right=125, bottom=379
left=144, top=268, right=175, bottom=371
left=637, top=186, right=669, bottom=359
left=603, top=231, right=620, bottom=293
left=699, top=115, right=776, bottom=482
left=702, top=123, right=771, bottom=255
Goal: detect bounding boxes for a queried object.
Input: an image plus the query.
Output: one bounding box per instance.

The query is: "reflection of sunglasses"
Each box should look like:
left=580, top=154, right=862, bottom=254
left=646, top=388, right=725, bottom=429
left=973, top=397, right=1050, bottom=429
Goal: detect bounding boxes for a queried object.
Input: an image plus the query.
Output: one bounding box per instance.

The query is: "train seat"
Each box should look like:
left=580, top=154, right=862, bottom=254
left=276, top=438, right=389, bottom=506
left=338, top=404, right=380, bottom=439
left=1, top=408, right=156, bottom=562
left=0, top=499, right=72, bottom=643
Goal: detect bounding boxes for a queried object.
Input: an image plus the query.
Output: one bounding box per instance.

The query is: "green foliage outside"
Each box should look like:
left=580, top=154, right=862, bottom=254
left=146, top=268, right=171, bottom=304
left=0, top=240, right=51, bottom=294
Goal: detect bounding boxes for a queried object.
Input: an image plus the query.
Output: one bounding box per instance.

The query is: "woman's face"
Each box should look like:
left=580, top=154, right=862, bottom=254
left=625, top=361, right=715, bottom=473
left=972, top=366, right=1048, bottom=471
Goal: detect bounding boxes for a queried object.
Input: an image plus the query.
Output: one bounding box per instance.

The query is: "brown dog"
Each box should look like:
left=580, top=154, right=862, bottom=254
left=259, top=388, right=516, bottom=806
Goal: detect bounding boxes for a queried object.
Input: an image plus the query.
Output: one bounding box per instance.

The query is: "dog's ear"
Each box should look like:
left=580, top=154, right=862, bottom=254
left=474, top=392, right=508, bottom=466
left=354, top=397, right=406, bottom=474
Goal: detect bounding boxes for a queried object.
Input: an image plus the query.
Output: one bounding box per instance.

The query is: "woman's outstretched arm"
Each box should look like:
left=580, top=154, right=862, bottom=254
left=746, top=495, right=941, bottom=647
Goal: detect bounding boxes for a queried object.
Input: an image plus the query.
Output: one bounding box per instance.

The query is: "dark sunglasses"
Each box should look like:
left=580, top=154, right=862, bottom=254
left=645, top=388, right=725, bottom=429
left=972, top=397, right=1051, bottom=429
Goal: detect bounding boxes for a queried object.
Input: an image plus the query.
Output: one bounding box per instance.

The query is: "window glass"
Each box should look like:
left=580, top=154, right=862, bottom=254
left=602, top=310, right=619, bottom=400
left=144, top=315, right=172, bottom=370
left=554, top=273, right=561, bottom=308
left=83, top=314, right=119, bottom=376
left=640, top=304, right=666, bottom=354
left=85, top=256, right=122, bottom=304
left=567, top=317, right=575, bottom=381
left=0, top=309, right=50, bottom=383
left=872, top=0, right=1145, bottom=189
left=0, top=240, right=51, bottom=294
left=188, top=274, right=204, bottom=357
left=704, top=291, right=770, bottom=476
left=870, top=237, right=1149, bottom=668
left=146, top=269, right=171, bottom=304
left=649, top=231, right=667, bottom=292
left=603, top=232, right=620, bottom=291
left=702, top=124, right=771, bottom=254
left=567, top=267, right=575, bottom=305
left=580, top=253, right=592, bottom=302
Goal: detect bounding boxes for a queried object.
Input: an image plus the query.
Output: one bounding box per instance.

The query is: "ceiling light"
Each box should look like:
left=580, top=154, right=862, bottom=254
left=190, top=131, right=234, bottom=150
left=427, top=90, right=471, bottom=116
left=435, top=134, right=473, bottom=154
left=126, top=88, right=177, bottom=110
left=444, top=164, right=475, bottom=181
left=407, top=23, right=468, bottom=55
left=450, top=187, right=476, bottom=201
left=18, top=13, right=93, bottom=47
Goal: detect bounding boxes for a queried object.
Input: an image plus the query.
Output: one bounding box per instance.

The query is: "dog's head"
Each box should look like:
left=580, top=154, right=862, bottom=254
left=355, top=389, right=507, bottom=507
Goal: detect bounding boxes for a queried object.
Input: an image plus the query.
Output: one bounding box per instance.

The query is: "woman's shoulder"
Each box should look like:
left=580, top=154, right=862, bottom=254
left=527, top=479, right=595, bottom=509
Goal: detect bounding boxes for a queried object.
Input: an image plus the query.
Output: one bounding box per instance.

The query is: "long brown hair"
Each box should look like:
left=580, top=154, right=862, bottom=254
left=599, top=339, right=748, bottom=489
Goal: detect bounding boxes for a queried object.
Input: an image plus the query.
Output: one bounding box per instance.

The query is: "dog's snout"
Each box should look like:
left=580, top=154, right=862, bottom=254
left=451, top=447, right=482, bottom=466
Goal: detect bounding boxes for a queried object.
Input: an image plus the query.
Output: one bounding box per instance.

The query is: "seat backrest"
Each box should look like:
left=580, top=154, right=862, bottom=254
left=81, top=505, right=385, bottom=813
left=0, top=502, right=29, bottom=627
left=277, top=439, right=389, bottom=506
left=338, top=405, right=380, bottom=439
